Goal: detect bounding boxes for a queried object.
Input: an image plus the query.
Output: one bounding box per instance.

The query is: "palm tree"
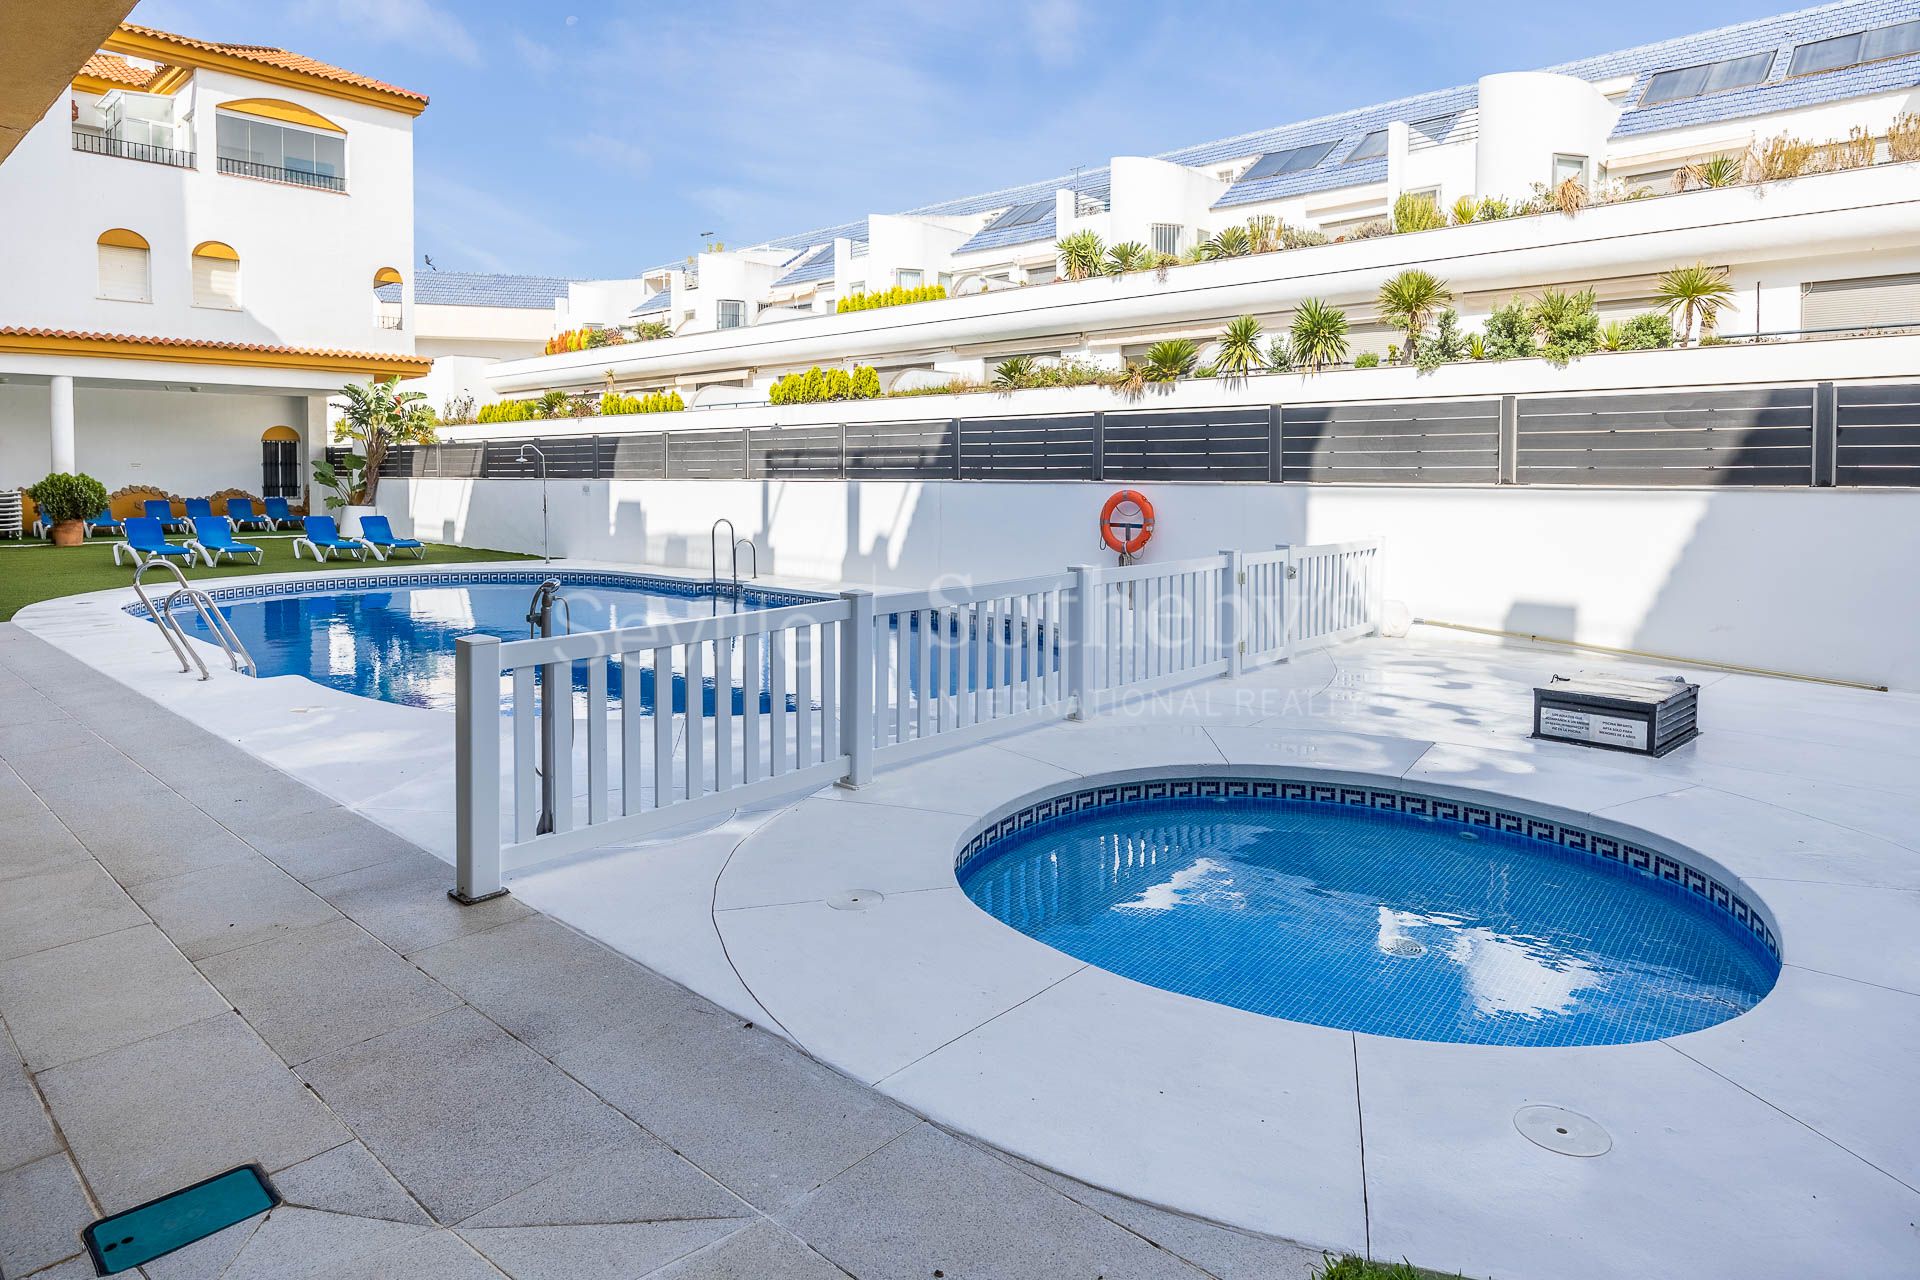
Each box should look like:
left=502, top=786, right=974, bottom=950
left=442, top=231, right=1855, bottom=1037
left=1656, top=263, right=1734, bottom=347
left=1288, top=299, right=1349, bottom=371
left=1198, top=225, right=1252, bottom=259
left=1105, top=241, right=1152, bottom=275
left=991, top=355, right=1035, bottom=389
left=1376, top=269, right=1453, bottom=362
left=1213, top=315, right=1266, bottom=379
left=1056, top=230, right=1106, bottom=281
left=1142, top=339, right=1200, bottom=382
left=330, top=377, right=434, bottom=505
left=1675, top=154, right=1742, bottom=190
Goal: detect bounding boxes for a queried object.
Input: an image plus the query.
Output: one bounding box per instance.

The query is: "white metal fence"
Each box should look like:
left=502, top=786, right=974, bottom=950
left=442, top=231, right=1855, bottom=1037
left=453, top=538, right=1383, bottom=899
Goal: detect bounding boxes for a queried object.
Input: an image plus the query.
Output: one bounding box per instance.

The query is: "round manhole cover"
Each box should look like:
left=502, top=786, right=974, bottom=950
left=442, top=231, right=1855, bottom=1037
left=1514, top=1105, right=1611, bottom=1157
left=827, top=889, right=885, bottom=912
left=1385, top=938, right=1426, bottom=958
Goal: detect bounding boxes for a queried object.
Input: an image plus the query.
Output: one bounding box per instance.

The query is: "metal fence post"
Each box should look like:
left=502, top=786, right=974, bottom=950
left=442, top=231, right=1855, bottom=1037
left=1498, top=395, right=1519, bottom=485
left=1275, top=544, right=1296, bottom=662
left=1217, top=549, right=1243, bottom=679
left=1812, top=381, right=1836, bottom=487
left=837, top=589, right=875, bottom=787
left=452, top=634, right=507, bottom=904
left=1068, top=564, right=1097, bottom=719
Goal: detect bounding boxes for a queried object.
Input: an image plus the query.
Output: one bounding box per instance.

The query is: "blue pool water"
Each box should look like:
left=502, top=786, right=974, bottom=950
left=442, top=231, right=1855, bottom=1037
left=171, top=576, right=812, bottom=711
left=958, top=792, right=1778, bottom=1046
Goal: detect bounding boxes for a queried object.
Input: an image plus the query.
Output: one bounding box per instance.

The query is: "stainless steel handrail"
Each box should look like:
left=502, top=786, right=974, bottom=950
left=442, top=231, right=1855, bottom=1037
left=131, top=560, right=255, bottom=678
left=733, top=536, right=758, bottom=581
left=710, top=518, right=738, bottom=588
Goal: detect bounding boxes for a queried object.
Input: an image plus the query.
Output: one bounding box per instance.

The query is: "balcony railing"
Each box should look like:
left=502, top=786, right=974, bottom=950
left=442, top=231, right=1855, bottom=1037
left=217, top=156, right=347, bottom=192
left=73, top=130, right=194, bottom=169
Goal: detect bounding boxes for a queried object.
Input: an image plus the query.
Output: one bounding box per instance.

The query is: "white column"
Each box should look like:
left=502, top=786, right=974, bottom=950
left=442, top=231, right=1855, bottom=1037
left=49, top=376, right=75, bottom=473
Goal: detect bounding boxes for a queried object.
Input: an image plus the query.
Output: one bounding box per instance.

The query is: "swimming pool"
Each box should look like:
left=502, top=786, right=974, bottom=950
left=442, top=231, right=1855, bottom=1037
left=159, top=571, right=822, bottom=710
left=957, top=777, right=1779, bottom=1046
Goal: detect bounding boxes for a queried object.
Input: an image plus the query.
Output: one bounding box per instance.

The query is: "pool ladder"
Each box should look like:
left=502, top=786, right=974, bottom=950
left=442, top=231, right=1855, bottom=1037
left=132, top=559, right=255, bottom=680
left=709, top=518, right=758, bottom=590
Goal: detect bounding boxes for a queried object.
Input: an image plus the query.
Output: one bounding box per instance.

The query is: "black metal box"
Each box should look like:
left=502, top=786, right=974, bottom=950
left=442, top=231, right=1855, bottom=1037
left=1531, top=672, right=1699, bottom=758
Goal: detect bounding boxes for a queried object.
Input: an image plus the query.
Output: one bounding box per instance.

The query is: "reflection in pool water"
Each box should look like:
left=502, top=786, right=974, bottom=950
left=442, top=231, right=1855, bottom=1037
left=959, top=796, right=1778, bottom=1046
left=172, top=580, right=805, bottom=711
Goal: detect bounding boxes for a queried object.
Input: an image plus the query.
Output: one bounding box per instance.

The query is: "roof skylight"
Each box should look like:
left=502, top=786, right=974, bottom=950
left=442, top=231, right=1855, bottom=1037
left=1640, top=50, right=1774, bottom=105
left=1789, top=18, right=1920, bottom=77
left=984, top=200, right=1053, bottom=231
left=1240, top=139, right=1339, bottom=182
left=1345, top=130, right=1388, bottom=162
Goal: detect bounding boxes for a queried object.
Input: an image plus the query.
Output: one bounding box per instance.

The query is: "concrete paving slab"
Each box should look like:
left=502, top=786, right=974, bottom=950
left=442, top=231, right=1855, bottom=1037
left=0, top=862, right=146, bottom=962
left=296, top=1007, right=638, bottom=1223
left=198, top=918, right=460, bottom=1065
left=457, top=1128, right=747, bottom=1228
left=130, top=857, right=345, bottom=960
left=640, top=1219, right=853, bottom=1280
left=307, top=854, right=530, bottom=956
left=37, top=1012, right=349, bottom=1209
left=0, top=1152, right=92, bottom=1279
left=0, top=923, right=229, bottom=1070
left=458, top=1220, right=742, bottom=1280
left=553, top=1004, right=920, bottom=1212
left=275, top=1141, right=432, bottom=1225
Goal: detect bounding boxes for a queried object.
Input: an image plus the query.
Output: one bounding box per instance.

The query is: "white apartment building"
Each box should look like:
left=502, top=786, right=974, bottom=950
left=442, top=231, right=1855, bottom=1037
left=0, top=22, right=429, bottom=506
left=486, top=0, right=1920, bottom=402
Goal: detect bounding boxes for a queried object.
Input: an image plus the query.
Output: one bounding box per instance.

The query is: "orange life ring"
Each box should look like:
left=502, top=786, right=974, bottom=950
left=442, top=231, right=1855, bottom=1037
left=1099, top=489, right=1155, bottom=556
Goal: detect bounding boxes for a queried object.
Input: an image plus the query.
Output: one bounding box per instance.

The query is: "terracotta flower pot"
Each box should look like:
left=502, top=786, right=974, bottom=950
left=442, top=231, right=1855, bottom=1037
left=50, top=519, right=85, bottom=547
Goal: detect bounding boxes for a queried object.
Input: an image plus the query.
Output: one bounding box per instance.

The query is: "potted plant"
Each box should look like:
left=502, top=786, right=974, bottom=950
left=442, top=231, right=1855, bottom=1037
left=324, top=376, right=435, bottom=536
left=27, top=472, right=108, bottom=547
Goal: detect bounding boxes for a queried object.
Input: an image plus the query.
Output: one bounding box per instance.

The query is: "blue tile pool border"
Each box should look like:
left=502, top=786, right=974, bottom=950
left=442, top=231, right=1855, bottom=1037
left=121, top=568, right=827, bottom=620
left=955, top=775, right=1780, bottom=961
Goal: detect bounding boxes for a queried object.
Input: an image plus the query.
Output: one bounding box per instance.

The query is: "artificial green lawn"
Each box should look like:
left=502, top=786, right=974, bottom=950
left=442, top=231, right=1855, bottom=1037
left=1316, top=1256, right=1466, bottom=1280
left=0, top=533, right=536, bottom=620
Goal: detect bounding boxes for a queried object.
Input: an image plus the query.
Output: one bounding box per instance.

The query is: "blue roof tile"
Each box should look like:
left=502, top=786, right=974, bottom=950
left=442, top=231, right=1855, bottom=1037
left=378, top=271, right=574, bottom=309
left=772, top=244, right=837, bottom=287
left=628, top=289, right=671, bottom=316
left=1613, top=47, right=1920, bottom=135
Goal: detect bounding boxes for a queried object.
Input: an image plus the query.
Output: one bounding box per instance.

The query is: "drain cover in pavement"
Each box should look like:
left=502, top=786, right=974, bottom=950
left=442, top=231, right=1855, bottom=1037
left=1513, top=1105, right=1611, bottom=1157
left=84, top=1165, right=279, bottom=1274
left=827, top=889, right=885, bottom=911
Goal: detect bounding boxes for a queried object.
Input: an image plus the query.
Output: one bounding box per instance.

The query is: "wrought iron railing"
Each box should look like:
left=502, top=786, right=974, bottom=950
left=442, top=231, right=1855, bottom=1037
left=72, top=130, right=194, bottom=169
left=216, top=156, right=347, bottom=192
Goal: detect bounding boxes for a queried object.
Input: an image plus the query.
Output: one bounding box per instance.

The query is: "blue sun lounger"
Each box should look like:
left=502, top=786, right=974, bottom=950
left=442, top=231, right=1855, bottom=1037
left=188, top=517, right=264, bottom=566
left=112, top=516, right=197, bottom=567
left=357, top=515, right=425, bottom=561
left=226, top=499, right=272, bottom=533
left=143, top=500, right=189, bottom=535
left=292, top=515, right=368, bottom=561
left=87, top=509, right=124, bottom=538
left=263, top=497, right=299, bottom=530
left=185, top=498, right=215, bottom=523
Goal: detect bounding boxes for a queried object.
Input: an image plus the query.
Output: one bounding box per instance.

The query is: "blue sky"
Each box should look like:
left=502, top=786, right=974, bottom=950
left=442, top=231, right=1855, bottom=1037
left=128, top=0, right=1777, bottom=278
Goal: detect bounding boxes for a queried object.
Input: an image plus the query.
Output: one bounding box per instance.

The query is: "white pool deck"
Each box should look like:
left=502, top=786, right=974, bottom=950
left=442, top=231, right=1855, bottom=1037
left=18, top=560, right=1920, bottom=1279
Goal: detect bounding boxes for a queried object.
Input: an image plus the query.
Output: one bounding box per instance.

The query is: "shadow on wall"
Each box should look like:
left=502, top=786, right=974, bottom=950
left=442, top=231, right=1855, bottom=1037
left=1625, top=489, right=1917, bottom=689
left=1502, top=601, right=1580, bottom=646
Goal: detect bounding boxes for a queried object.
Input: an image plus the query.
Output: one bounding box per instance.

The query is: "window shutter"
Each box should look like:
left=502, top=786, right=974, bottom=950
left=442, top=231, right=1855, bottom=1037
left=193, top=255, right=241, bottom=309
left=1801, top=274, right=1920, bottom=332
left=98, top=245, right=149, bottom=302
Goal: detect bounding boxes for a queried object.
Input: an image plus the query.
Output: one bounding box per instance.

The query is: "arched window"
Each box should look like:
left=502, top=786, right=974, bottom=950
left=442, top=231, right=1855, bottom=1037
left=97, top=229, right=150, bottom=303
left=192, top=241, right=241, bottom=309
left=373, top=267, right=403, bottom=329
left=261, top=426, right=301, bottom=499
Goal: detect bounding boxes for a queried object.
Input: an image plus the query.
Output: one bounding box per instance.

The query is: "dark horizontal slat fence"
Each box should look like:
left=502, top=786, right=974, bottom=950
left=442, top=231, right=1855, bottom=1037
left=1516, top=388, right=1815, bottom=486
left=1281, top=399, right=1499, bottom=484
left=1103, top=408, right=1269, bottom=483
left=1835, top=382, right=1920, bottom=486
left=374, top=380, right=1919, bottom=489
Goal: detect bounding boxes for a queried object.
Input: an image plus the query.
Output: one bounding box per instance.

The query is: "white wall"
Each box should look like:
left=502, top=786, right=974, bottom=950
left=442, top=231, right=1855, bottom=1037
left=384, top=474, right=1920, bottom=690
left=1476, top=72, right=1618, bottom=199
left=0, top=382, right=305, bottom=496
left=0, top=73, right=415, bottom=356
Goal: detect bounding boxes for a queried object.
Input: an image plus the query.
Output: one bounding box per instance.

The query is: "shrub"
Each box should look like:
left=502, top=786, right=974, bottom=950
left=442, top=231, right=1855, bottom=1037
left=1213, top=315, right=1267, bottom=378
left=1890, top=112, right=1920, bottom=162
left=1480, top=299, right=1536, bottom=361
left=1056, top=230, right=1106, bottom=280
left=1532, top=286, right=1601, bottom=367
left=1376, top=268, right=1453, bottom=363
left=599, top=390, right=685, bottom=415
left=836, top=284, right=948, bottom=313
left=1336, top=220, right=1393, bottom=241
left=543, top=326, right=628, bottom=356
left=1280, top=224, right=1329, bottom=250
left=1449, top=195, right=1482, bottom=227
left=1415, top=309, right=1469, bottom=372
left=632, top=320, right=672, bottom=340
left=1748, top=134, right=1816, bottom=181
left=1353, top=352, right=1380, bottom=368
left=1602, top=311, right=1676, bottom=351
left=1266, top=336, right=1296, bottom=372
left=537, top=389, right=574, bottom=419
left=768, top=365, right=883, bottom=404
left=1473, top=196, right=1512, bottom=221
left=440, top=393, right=477, bottom=425
left=1289, top=298, right=1350, bottom=370
left=1812, top=126, right=1876, bottom=172
left=1198, top=225, right=1253, bottom=259
left=27, top=472, right=108, bottom=524
left=991, top=356, right=1035, bottom=389
left=1391, top=191, right=1445, bottom=233
left=1104, top=242, right=1153, bottom=275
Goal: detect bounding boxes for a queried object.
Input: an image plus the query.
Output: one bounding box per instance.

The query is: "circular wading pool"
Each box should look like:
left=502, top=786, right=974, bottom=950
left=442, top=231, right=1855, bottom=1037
left=956, top=777, right=1780, bottom=1047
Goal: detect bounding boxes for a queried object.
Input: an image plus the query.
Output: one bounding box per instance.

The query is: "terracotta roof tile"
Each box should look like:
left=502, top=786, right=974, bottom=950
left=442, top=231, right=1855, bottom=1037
left=0, top=326, right=431, bottom=367
left=79, top=54, right=158, bottom=89
left=115, top=23, right=428, bottom=104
